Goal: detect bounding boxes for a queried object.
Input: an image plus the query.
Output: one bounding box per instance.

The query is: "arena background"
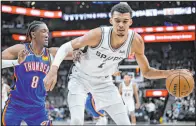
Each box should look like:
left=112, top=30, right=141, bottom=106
left=1, top=1, right=195, bottom=125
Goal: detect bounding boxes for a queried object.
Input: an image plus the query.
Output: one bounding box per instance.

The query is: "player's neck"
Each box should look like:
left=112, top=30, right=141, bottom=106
left=30, top=41, right=44, bottom=55
left=125, top=81, right=130, bottom=85
left=111, top=31, right=128, bottom=49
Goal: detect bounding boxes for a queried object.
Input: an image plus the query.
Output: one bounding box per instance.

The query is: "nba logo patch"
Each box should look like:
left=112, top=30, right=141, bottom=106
left=42, top=56, right=49, bottom=61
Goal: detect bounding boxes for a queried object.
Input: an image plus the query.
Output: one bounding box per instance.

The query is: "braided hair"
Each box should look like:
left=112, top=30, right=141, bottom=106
left=26, top=21, right=45, bottom=42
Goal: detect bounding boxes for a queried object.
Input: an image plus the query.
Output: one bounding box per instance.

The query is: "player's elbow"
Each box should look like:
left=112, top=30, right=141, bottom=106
left=143, top=72, right=150, bottom=79
left=142, top=67, right=154, bottom=79
left=143, top=72, right=153, bottom=79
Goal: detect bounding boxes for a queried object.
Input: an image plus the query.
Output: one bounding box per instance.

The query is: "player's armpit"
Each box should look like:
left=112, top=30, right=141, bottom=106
left=2, top=44, right=25, bottom=60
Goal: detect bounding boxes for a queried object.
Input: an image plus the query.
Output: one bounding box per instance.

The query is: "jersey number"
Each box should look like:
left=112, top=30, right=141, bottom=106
left=31, top=76, right=39, bottom=88
left=98, top=62, right=105, bottom=68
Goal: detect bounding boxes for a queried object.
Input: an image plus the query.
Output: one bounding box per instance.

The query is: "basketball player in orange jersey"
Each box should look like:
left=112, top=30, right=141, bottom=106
left=2, top=20, right=71, bottom=125
left=119, top=74, right=140, bottom=125
left=44, top=3, right=192, bottom=125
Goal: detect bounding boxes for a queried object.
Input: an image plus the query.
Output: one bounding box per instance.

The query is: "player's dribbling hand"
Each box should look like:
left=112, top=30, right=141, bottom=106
left=18, top=49, right=29, bottom=64
left=168, top=69, right=193, bottom=77
left=43, top=66, right=58, bottom=91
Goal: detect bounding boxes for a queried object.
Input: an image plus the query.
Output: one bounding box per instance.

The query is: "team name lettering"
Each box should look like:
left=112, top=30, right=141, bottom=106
left=24, top=62, right=50, bottom=74
left=96, top=51, right=123, bottom=61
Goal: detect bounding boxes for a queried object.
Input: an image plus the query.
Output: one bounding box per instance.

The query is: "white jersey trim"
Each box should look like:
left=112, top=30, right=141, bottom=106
left=90, top=27, right=104, bottom=50
left=126, top=31, right=135, bottom=58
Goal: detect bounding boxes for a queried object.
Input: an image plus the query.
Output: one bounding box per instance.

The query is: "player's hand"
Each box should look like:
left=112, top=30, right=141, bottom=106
left=112, top=71, right=122, bottom=76
left=43, top=66, right=58, bottom=91
left=73, top=49, right=83, bottom=63
left=136, top=102, right=140, bottom=109
left=168, top=69, right=193, bottom=77
left=18, top=49, right=29, bottom=64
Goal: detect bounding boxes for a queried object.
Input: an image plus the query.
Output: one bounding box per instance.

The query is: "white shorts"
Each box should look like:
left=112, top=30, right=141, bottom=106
left=124, top=101, right=135, bottom=113
left=68, top=66, right=123, bottom=111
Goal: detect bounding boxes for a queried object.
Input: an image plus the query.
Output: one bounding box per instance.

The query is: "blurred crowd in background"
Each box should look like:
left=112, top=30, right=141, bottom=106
left=1, top=1, right=195, bottom=124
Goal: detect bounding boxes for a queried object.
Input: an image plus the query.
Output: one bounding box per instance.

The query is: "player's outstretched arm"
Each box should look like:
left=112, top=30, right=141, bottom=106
left=49, top=47, right=73, bottom=60
left=43, top=27, right=102, bottom=91
left=131, top=32, right=191, bottom=79
left=2, top=44, right=26, bottom=68
left=2, top=44, right=25, bottom=60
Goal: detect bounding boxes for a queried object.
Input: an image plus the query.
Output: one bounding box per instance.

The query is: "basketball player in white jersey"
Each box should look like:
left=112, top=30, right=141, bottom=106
left=2, top=77, right=10, bottom=111
left=119, top=74, right=140, bottom=125
left=43, top=3, right=191, bottom=125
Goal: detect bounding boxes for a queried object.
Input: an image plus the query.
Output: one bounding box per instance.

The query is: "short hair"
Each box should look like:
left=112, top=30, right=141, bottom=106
left=111, top=3, right=133, bottom=18
left=124, top=72, right=133, bottom=77
left=26, top=21, right=45, bottom=41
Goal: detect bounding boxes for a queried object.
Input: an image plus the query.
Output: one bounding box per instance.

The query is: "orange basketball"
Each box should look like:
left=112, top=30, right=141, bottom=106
left=166, top=72, right=195, bottom=98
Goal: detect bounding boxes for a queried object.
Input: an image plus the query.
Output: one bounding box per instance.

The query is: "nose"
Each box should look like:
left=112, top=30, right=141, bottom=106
left=45, top=33, right=49, bottom=38
left=119, top=22, right=124, bottom=27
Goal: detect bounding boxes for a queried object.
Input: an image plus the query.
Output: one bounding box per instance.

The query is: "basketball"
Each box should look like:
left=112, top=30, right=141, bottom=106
left=166, top=72, right=195, bottom=98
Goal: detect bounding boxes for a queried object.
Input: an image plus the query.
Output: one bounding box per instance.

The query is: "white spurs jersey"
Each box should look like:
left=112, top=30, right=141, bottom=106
left=75, top=26, right=135, bottom=76
left=122, top=81, right=134, bottom=103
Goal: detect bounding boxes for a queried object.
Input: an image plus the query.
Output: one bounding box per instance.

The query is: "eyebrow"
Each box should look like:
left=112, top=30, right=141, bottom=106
left=41, top=29, right=49, bottom=32
left=114, top=18, right=129, bottom=21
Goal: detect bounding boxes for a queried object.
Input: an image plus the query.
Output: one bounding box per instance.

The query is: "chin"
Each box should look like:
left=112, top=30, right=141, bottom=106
left=44, top=43, right=48, bottom=47
left=117, top=34, right=125, bottom=37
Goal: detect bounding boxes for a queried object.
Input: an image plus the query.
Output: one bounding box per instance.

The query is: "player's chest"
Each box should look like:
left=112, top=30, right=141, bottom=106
left=19, top=56, right=50, bottom=75
left=123, top=88, right=133, bottom=92
left=89, top=47, right=127, bottom=62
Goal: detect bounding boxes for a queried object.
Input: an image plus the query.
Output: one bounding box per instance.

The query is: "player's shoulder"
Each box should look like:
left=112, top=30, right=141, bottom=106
left=131, top=31, right=144, bottom=54
left=8, top=43, right=26, bottom=52
left=133, top=31, right=144, bottom=46
left=119, top=82, right=124, bottom=87
left=132, top=82, right=137, bottom=87
left=100, top=25, right=112, bottom=33
left=88, top=26, right=111, bottom=38
left=13, top=43, right=26, bottom=48
left=87, top=27, right=102, bottom=37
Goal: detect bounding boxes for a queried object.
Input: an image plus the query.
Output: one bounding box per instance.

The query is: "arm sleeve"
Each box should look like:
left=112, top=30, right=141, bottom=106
left=52, top=42, right=73, bottom=68
left=2, top=60, right=19, bottom=69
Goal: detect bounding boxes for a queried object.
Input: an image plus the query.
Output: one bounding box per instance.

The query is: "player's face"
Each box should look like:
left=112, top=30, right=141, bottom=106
left=34, top=24, right=49, bottom=47
left=110, top=11, right=132, bottom=37
left=124, top=75, right=131, bottom=83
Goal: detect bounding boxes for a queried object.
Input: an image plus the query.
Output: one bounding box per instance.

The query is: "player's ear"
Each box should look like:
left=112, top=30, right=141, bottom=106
left=31, top=32, right=36, bottom=39
left=129, top=19, right=133, bottom=26
left=109, top=18, right=113, bottom=25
